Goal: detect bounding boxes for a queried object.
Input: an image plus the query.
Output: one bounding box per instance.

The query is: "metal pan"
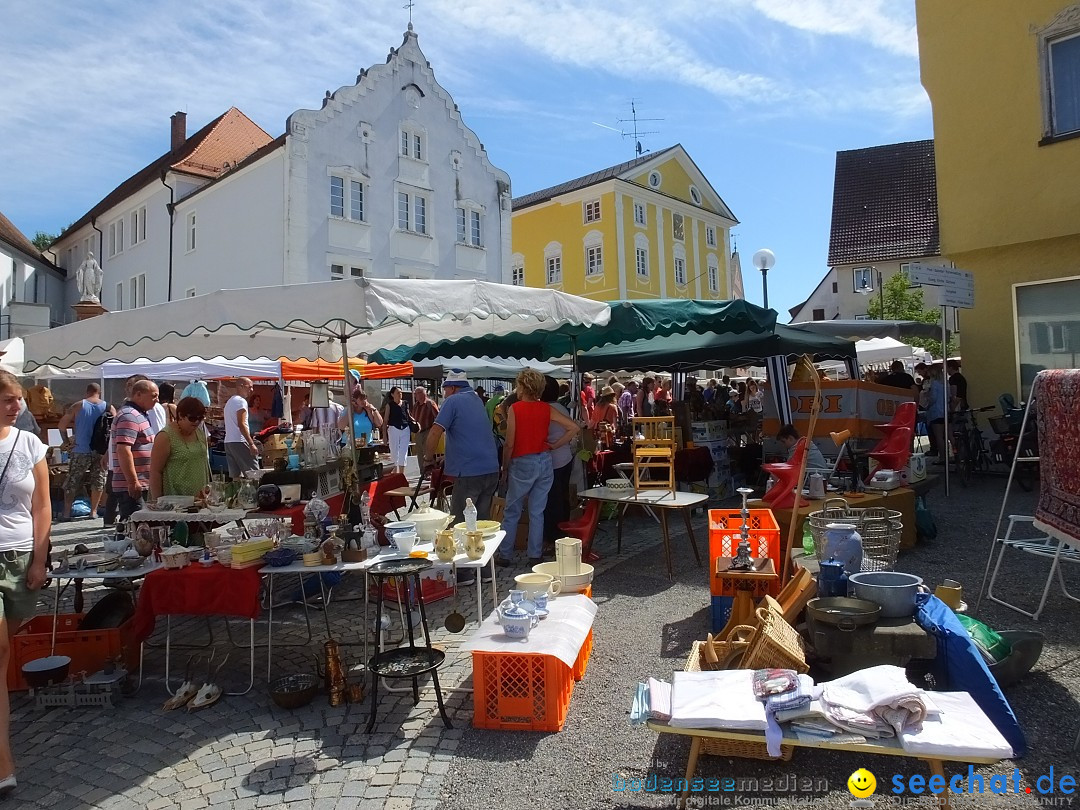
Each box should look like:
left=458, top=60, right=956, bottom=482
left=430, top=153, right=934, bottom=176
left=806, top=597, right=881, bottom=631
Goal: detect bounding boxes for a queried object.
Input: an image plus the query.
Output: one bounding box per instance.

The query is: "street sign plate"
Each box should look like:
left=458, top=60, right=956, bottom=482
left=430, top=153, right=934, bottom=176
left=906, top=263, right=974, bottom=292
left=940, top=287, right=975, bottom=309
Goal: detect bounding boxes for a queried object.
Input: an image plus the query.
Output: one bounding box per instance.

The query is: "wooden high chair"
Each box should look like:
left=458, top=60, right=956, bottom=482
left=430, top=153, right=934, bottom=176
left=631, top=416, right=676, bottom=497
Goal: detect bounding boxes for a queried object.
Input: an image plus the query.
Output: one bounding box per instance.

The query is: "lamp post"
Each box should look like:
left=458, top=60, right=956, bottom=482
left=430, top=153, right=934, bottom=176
left=752, top=249, right=776, bottom=310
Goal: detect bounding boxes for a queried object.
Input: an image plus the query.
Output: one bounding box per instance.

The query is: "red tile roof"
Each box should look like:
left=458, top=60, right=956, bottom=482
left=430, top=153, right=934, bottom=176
left=828, top=139, right=939, bottom=266
left=61, top=108, right=272, bottom=238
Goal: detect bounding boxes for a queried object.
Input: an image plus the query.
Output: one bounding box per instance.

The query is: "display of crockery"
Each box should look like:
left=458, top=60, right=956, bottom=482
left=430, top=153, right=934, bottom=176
left=605, top=478, right=632, bottom=492
left=453, top=520, right=501, bottom=536
left=534, top=606, right=550, bottom=619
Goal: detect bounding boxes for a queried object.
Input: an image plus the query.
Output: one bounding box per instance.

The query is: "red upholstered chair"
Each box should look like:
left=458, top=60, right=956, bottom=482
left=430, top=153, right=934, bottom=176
left=558, top=499, right=602, bottom=562
left=871, top=401, right=917, bottom=453
left=867, top=426, right=912, bottom=476
left=761, top=438, right=810, bottom=509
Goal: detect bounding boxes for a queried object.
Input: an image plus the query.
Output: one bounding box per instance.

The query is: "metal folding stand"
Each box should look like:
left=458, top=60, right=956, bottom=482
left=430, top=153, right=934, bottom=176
left=162, top=615, right=255, bottom=695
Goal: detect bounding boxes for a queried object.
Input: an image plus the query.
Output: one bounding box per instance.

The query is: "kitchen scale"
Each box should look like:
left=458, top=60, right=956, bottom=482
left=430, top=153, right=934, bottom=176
left=867, top=469, right=903, bottom=491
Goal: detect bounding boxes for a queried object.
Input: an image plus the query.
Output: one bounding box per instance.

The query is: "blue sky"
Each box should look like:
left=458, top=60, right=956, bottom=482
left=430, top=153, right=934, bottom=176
left=0, top=0, right=930, bottom=319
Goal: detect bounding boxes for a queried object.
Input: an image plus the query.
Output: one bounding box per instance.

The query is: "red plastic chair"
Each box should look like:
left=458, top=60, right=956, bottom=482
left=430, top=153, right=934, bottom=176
left=867, top=426, right=912, bottom=476
left=871, top=401, right=917, bottom=453
left=761, top=438, right=810, bottom=509
left=558, top=499, right=602, bottom=562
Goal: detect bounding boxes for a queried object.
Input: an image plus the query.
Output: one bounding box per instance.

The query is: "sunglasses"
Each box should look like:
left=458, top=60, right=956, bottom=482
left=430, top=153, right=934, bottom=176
left=184, top=415, right=204, bottom=424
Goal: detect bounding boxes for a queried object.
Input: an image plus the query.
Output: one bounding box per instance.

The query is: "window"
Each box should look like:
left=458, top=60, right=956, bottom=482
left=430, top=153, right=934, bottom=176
left=689, top=185, right=702, bottom=205
left=546, top=256, right=562, bottom=285
left=1048, top=31, right=1080, bottom=137
left=674, top=256, right=686, bottom=286
left=456, top=207, right=483, bottom=246
left=330, top=176, right=344, bottom=217
left=470, top=210, right=481, bottom=246
left=115, top=282, right=123, bottom=311
left=648, top=170, right=661, bottom=189
left=397, top=193, right=409, bottom=230
left=707, top=258, right=719, bottom=293
left=672, top=213, right=684, bottom=241
left=414, top=196, right=426, bottom=234
left=186, top=212, right=196, bottom=252
left=512, top=262, right=524, bottom=286
left=456, top=208, right=466, bottom=243
left=853, top=266, right=873, bottom=292
left=397, top=192, right=427, bottom=234
left=185, top=287, right=196, bottom=298
left=813, top=308, right=826, bottom=321
left=854, top=314, right=870, bottom=320
left=1017, top=277, right=1080, bottom=395
left=586, top=245, right=603, bottom=276
left=400, top=128, right=424, bottom=160
left=634, top=202, right=646, bottom=226
left=831, top=282, right=838, bottom=294
left=636, top=247, right=649, bottom=278
left=67, top=246, right=77, bottom=270
left=130, top=206, right=146, bottom=245
left=583, top=199, right=601, bottom=223
left=129, top=274, right=145, bottom=309
left=109, top=219, right=124, bottom=256
left=331, top=265, right=365, bottom=281
left=83, top=235, right=95, bottom=259
left=350, top=180, right=364, bottom=221
left=705, top=226, right=716, bottom=248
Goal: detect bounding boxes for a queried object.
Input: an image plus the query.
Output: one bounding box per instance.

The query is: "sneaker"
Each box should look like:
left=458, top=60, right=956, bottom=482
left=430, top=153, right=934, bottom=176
left=0, top=774, right=15, bottom=797
left=494, top=556, right=513, bottom=568
left=480, top=567, right=494, bottom=583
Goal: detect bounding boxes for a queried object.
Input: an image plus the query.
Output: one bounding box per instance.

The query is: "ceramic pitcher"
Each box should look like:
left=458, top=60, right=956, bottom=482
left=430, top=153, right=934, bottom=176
left=464, top=530, right=486, bottom=560
left=434, top=530, right=457, bottom=562
left=824, top=523, right=863, bottom=574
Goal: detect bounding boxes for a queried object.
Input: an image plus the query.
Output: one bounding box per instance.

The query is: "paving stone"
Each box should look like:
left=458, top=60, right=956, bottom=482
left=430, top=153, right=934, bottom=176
left=179, top=799, right=209, bottom=810
left=208, top=789, right=236, bottom=805
left=390, top=783, right=419, bottom=798
left=370, top=772, right=397, bottom=786
left=385, top=797, right=414, bottom=809
left=398, top=771, right=423, bottom=785
left=341, top=781, right=367, bottom=797
left=364, top=785, right=392, bottom=799
left=283, top=786, right=311, bottom=802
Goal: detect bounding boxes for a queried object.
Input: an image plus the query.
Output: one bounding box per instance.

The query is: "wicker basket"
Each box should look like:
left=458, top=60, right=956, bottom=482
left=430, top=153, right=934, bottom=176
left=807, top=499, right=902, bottom=572
left=683, top=640, right=795, bottom=761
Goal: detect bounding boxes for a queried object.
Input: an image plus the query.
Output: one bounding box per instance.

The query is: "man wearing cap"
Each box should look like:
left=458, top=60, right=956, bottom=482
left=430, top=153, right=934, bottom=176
left=485, top=384, right=506, bottom=424
left=425, top=371, right=499, bottom=527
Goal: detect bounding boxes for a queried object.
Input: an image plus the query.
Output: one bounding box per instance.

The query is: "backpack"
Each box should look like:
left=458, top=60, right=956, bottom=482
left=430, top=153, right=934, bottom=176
left=90, top=410, right=113, bottom=455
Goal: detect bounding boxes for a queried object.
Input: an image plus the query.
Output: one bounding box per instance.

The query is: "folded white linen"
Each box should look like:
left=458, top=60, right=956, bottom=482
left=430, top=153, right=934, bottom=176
left=669, top=670, right=767, bottom=730
left=822, top=665, right=921, bottom=714
left=647, top=677, right=672, bottom=722
left=899, top=692, right=1014, bottom=760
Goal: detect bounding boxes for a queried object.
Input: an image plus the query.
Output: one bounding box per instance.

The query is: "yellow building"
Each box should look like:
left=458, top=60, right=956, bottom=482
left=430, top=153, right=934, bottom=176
left=917, top=1, right=1080, bottom=400
left=510, top=145, right=740, bottom=302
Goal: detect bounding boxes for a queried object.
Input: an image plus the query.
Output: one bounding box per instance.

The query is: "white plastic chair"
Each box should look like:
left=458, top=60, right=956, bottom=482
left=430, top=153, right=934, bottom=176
left=985, top=514, right=1080, bottom=620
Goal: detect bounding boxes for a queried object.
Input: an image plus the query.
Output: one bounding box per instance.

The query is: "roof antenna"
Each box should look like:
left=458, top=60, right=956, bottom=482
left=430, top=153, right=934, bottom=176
left=593, top=100, right=661, bottom=157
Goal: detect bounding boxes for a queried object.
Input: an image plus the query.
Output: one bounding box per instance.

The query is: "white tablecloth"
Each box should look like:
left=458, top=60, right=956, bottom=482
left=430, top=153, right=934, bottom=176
left=461, top=593, right=596, bottom=668
left=130, top=508, right=248, bottom=523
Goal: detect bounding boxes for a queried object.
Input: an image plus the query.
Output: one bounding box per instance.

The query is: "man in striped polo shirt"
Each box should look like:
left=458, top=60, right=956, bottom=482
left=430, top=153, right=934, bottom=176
left=111, top=379, right=159, bottom=523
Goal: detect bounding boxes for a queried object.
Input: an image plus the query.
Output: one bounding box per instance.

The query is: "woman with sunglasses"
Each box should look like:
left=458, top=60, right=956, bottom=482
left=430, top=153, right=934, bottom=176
left=149, top=396, right=210, bottom=501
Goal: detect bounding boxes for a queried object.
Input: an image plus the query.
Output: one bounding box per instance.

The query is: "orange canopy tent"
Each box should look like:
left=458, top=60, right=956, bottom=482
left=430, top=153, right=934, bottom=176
left=278, top=358, right=412, bottom=382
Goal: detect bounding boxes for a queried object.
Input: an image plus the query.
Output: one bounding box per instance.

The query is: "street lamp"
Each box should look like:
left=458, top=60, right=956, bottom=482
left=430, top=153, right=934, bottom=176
left=857, top=267, right=884, bottom=318
left=752, top=249, right=776, bottom=310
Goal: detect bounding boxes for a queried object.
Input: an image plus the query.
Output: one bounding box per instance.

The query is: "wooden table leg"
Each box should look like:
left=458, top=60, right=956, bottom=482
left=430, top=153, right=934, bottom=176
left=660, top=509, right=674, bottom=580
left=679, top=736, right=702, bottom=810
left=681, top=507, right=702, bottom=566
left=926, top=759, right=950, bottom=810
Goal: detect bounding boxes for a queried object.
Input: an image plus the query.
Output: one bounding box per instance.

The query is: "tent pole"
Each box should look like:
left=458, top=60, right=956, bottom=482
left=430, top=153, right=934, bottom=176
left=942, top=305, right=949, bottom=497
left=341, top=334, right=358, bottom=487
left=570, top=336, right=580, bottom=420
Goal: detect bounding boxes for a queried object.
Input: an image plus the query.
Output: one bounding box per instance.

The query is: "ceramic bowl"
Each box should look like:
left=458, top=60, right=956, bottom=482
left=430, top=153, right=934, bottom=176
left=383, top=521, right=417, bottom=548
left=532, top=560, right=594, bottom=592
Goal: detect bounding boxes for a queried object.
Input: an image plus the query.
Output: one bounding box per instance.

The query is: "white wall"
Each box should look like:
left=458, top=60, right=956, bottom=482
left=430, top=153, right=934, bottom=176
left=0, top=242, right=67, bottom=337
left=172, top=151, right=286, bottom=295
left=284, top=29, right=510, bottom=284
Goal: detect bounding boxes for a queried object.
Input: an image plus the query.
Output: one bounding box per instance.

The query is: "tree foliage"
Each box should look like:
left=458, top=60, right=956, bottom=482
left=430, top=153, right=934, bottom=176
left=31, top=231, right=57, bottom=251
left=865, top=272, right=956, bottom=358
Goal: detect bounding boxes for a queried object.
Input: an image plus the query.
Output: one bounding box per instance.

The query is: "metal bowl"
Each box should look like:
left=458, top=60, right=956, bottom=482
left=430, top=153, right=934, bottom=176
left=269, top=673, right=319, bottom=709
left=22, top=655, right=71, bottom=689
left=989, top=630, right=1045, bottom=688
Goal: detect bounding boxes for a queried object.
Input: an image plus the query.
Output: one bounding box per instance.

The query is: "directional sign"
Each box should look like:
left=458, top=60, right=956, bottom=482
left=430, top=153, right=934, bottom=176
left=906, top=263, right=974, bottom=292
left=940, top=286, right=975, bottom=309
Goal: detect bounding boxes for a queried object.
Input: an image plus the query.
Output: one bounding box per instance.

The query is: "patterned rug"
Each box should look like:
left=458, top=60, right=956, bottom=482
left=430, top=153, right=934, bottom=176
left=1034, top=369, right=1080, bottom=544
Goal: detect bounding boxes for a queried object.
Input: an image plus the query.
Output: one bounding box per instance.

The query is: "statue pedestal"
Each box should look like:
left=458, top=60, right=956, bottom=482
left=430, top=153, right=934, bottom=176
left=72, top=301, right=108, bottom=321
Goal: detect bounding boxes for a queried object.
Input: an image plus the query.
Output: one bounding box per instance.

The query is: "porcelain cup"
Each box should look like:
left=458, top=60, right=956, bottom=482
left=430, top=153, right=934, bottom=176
left=394, top=532, right=417, bottom=555
left=508, top=589, right=527, bottom=604
left=514, top=572, right=562, bottom=600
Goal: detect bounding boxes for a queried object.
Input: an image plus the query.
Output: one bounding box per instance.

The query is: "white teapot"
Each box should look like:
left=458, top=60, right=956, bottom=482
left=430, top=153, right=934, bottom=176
left=404, top=505, right=453, bottom=542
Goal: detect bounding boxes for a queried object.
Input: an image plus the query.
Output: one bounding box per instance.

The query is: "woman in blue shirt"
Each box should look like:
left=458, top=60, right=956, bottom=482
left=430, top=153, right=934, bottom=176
left=924, top=366, right=947, bottom=463
left=338, top=387, right=383, bottom=446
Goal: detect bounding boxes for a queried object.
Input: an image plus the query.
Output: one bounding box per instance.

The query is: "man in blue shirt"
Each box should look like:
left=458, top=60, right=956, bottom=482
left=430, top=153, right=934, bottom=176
left=425, top=371, right=500, bottom=526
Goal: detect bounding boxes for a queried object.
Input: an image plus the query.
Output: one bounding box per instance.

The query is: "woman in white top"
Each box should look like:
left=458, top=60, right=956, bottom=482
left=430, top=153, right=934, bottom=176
left=0, top=370, right=50, bottom=797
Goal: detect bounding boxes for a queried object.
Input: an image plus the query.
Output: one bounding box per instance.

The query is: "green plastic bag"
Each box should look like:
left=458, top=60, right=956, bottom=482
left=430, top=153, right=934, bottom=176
left=957, top=613, right=1011, bottom=663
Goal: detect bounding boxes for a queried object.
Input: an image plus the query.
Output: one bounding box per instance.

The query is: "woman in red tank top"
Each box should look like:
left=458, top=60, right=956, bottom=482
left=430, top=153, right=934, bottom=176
left=496, top=369, right=580, bottom=566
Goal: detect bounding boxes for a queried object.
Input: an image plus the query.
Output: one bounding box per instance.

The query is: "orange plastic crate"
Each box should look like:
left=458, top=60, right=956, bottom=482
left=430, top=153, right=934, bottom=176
left=708, top=509, right=781, bottom=597
left=472, top=650, right=575, bottom=732
left=571, top=628, right=593, bottom=681
left=8, top=613, right=140, bottom=691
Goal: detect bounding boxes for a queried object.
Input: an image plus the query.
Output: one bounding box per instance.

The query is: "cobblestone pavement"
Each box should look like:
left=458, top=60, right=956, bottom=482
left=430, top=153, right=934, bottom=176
left=11, top=494, right=680, bottom=809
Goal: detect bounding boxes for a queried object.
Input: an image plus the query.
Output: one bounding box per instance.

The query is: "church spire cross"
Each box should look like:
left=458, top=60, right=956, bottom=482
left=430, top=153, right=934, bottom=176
left=404, top=0, right=415, bottom=27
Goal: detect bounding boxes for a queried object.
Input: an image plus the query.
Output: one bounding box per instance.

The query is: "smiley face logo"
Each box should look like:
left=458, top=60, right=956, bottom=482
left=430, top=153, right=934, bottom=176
left=848, top=768, right=877, bottom=798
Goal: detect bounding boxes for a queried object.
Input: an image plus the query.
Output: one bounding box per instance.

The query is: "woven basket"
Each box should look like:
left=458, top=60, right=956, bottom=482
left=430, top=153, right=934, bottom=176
left=807, top=500, right=902, bottom=572
left=740, top=605, right=808, bottom=673
left=683, top=641, right=795, bottom=761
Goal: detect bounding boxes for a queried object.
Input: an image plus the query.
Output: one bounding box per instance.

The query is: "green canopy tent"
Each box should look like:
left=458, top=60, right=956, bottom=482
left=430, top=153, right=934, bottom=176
left=369, top=299, right=777, bottom=364
left=574, top=324, right=857, bottom=372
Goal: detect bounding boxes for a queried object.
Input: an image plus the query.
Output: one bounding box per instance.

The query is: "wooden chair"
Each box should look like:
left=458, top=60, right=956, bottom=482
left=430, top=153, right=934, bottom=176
left=631, top=416, right=676, bottom=497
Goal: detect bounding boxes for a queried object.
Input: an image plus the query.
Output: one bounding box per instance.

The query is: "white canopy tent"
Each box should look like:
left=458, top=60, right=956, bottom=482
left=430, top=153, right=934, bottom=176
left=412, top=356, right=572, bottom=380
left=23, top=279, right=610, bottom=372
left=855, top=337, right=932, bottom=366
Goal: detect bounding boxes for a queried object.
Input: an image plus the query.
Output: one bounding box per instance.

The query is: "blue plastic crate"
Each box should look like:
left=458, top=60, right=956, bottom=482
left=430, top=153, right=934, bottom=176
left=710, top=595, right=733, bottom=634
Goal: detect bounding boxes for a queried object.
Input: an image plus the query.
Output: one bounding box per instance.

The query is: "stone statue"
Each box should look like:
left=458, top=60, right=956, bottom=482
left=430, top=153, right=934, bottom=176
left=76, top=253, right=103, bottom=303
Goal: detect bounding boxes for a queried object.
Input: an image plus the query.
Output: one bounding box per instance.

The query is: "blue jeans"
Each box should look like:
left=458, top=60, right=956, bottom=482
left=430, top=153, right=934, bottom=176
left=498, top=452, right=553, bottom=559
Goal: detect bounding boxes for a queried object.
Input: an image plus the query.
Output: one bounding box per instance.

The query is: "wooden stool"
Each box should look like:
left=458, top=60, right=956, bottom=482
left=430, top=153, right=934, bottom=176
left=631, top=417, right=676, bottom=497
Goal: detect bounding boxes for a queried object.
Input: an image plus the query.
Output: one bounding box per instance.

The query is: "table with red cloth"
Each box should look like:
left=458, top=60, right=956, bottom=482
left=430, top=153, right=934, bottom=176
left=132, top=563, right=263, bottom=642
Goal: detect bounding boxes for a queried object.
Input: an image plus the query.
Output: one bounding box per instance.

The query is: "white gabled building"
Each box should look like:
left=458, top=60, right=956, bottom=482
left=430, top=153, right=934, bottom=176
left=0, top=211, right=67, bottom=339
left=48, top=26, right=511, bottom=315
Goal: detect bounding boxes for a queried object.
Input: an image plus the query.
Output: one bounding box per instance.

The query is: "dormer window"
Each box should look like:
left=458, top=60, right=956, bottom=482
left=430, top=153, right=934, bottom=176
left=400, top=126, right=425, bottom=161
left=583, top=199, right=601, bottom=224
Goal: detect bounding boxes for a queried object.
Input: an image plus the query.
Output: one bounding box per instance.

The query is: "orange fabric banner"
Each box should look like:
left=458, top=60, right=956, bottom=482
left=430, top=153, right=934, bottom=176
left=278, top=358, right=413, bottom=381
left=762, top=380, right=914, bottom=440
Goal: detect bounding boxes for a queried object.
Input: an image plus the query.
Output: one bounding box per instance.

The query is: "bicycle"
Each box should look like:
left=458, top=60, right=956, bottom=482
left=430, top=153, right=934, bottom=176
left=951, top=406, right=993, bottom=487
